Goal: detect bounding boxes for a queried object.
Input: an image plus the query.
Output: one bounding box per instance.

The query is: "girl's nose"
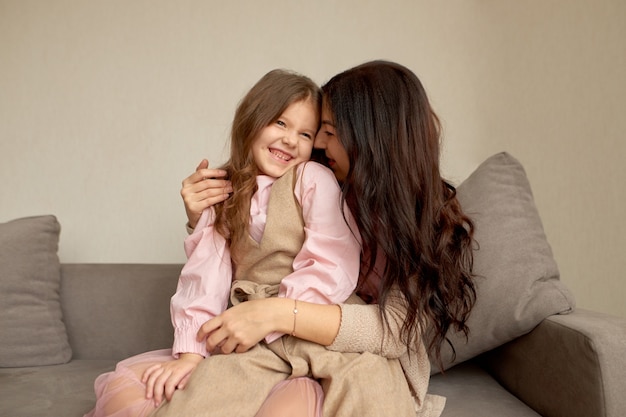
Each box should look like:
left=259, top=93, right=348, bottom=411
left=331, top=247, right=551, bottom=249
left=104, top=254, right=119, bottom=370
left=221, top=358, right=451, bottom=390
left=282, top=131, right=297, bottom=146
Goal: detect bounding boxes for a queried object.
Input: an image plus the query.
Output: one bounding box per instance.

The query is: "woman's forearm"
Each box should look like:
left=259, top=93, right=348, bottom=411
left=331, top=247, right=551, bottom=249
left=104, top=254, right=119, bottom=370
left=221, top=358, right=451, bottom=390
left=199, top=297, right=343, bottom=352
left=270, top=297, right=342, bottom=346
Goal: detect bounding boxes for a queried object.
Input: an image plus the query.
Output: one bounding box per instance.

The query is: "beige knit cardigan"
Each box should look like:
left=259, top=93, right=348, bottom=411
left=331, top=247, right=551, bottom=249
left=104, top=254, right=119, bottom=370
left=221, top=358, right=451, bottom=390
left=328, top=293, right=446, bottom=417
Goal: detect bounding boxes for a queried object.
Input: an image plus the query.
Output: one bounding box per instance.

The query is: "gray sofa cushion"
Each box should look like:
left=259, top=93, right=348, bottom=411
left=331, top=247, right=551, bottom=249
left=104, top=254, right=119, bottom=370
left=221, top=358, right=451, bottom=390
left=0, top=215, right=72, bottom=367
left=61, top=263, right=180, bottom=360
left=436, top=152, right=575, bottom=371
left=0, top=359, right=116, bottom=417
left=430, top=362, right=541, bottom=417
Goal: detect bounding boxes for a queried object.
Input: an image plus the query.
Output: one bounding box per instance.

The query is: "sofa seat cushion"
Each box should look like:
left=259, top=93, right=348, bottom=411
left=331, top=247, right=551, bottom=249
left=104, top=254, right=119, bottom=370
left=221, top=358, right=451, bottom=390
left=0, top=359, right=116, bottom=417
left=429, top=361, right=541, bottom=417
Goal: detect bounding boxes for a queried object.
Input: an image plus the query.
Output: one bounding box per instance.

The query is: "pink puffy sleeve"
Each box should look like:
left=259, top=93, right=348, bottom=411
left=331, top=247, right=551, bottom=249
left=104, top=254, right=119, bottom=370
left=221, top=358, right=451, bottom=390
left=265, top=162, right=361, bottom=342
left=170, top=208, right=232, bottom=357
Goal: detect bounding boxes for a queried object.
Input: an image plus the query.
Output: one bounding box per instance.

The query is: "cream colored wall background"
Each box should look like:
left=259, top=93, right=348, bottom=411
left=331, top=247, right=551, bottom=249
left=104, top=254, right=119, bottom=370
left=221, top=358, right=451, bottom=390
left=1, top=1, right=624, bottom=318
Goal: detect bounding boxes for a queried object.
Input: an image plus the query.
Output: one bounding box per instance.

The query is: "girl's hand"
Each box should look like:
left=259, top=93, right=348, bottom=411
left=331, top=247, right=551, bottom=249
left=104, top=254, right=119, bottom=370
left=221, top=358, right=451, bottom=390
left=142, top=353, right=203, bottom=407
left=197, top=298, right=287, bottom=354
left=181, top=159, right=233, bottom=229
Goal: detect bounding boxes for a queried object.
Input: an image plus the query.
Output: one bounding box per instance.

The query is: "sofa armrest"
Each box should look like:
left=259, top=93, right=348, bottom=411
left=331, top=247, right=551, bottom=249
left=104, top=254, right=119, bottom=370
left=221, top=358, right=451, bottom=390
left=478, top=309, right=626, bottom=417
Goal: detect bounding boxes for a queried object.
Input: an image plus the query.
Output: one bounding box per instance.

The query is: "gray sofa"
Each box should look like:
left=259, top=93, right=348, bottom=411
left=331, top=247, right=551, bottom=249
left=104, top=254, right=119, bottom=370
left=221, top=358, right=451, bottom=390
left=0, top=263, right=625, bottom=417
left=2, top=152, right=625, bottom=416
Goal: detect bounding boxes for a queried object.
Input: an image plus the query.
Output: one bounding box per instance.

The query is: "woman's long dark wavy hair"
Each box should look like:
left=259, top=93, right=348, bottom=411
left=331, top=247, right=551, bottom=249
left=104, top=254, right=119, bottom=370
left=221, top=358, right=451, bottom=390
left=213, top=69, right=321, bottom=259
left=322, top=60, right=476, bottom=369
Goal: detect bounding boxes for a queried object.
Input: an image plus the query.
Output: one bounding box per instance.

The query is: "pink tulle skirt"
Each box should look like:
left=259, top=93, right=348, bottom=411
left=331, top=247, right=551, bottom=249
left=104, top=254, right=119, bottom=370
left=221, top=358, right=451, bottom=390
left=84, top=349, right=323, bottom=417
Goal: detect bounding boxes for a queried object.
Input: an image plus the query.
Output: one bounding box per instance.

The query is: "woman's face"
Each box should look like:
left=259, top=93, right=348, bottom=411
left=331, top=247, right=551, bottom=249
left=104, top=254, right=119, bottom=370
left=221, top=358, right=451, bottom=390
left=314, top=103, right=350, bottom=182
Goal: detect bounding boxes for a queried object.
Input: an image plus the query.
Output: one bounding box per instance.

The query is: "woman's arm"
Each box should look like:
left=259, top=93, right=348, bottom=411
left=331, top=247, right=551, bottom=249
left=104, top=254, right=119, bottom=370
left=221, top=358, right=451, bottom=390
left=198, top=291, right=410, bottom=359
left=197, top=297, right=342, bottom=353
left=328, top=296, right=409, bottom=359
left=277, top=291, right=409, bottom=359
left=197, top=289, right=411, bottom=359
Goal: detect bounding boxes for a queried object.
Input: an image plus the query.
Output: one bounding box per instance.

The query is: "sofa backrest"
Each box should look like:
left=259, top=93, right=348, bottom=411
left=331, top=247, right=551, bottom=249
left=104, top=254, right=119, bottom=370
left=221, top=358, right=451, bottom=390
left=60, top=263, right=182, bottom=360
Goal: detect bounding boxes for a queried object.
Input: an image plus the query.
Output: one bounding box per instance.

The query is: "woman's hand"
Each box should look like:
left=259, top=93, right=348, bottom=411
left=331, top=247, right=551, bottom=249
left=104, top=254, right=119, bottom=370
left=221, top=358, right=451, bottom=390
left=181, top=159, right=233, bottom=229
left=197, top=298, right=289, bottom=354
left=142, top=353, right=203, bottom=407
left=196, top=298, right=342, bottom=353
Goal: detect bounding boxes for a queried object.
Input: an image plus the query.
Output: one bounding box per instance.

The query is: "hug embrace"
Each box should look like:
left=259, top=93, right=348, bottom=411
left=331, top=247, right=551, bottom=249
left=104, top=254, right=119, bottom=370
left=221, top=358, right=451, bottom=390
left=85, top=60, right=476, bottom=417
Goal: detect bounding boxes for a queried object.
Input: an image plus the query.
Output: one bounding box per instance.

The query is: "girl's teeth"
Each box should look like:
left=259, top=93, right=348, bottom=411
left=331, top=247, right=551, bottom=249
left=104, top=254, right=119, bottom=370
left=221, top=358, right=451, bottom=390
left=270, top=149, right=290, bottom=160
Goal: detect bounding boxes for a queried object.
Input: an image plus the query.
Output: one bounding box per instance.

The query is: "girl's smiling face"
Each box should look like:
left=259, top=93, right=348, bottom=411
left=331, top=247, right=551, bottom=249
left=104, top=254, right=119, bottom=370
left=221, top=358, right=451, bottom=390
left=252, top=99, right=318, bottom=178
left=314, top=102, right=350, bottom=182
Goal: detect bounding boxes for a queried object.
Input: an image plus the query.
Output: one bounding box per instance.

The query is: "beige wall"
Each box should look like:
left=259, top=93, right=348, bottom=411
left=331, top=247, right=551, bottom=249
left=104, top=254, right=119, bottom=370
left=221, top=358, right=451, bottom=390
left=2, top=0, right=624, bottom=318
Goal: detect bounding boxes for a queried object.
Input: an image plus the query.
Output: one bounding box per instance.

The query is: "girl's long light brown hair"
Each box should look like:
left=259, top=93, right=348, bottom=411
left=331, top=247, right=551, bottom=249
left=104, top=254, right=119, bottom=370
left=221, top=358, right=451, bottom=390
left=322, top=60, right=476, bottom=370
left=213, top=69, right=321, bottom=259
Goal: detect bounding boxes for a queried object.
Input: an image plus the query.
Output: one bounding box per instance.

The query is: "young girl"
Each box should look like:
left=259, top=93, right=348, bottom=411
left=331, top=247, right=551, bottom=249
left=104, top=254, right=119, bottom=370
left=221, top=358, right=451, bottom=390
left=84, top=69, right=364, bottom=417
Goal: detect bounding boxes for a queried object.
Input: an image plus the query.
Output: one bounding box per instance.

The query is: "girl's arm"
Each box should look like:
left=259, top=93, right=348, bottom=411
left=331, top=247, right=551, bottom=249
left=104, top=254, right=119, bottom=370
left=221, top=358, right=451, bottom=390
left=143, top=208, right=232, bottom=406
left=170, top=208, right=232, bottom=357
left=278, top=163, right=361, bottom=306
left=260, top=162, right=361, bottom=343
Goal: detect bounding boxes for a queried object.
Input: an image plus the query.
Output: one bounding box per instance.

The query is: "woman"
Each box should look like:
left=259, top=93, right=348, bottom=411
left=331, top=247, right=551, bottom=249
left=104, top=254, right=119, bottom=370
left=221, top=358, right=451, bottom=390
left=170, top=60, right=476, bottom=417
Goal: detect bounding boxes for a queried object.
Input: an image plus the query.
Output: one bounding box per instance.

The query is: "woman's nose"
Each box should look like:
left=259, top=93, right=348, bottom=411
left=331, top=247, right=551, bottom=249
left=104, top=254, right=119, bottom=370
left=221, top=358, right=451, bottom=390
left=313, top=131, right=326, bottom=149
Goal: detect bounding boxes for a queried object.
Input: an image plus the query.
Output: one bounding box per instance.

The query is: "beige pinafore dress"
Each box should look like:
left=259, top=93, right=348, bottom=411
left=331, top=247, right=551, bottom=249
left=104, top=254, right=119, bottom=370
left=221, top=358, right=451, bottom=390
left=151, top=166, right=416, bottom=417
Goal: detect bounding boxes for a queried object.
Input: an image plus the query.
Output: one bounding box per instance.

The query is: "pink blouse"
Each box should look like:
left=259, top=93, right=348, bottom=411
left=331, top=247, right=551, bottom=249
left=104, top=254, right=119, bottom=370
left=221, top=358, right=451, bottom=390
left=170, top=162, right=361, bottom=357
